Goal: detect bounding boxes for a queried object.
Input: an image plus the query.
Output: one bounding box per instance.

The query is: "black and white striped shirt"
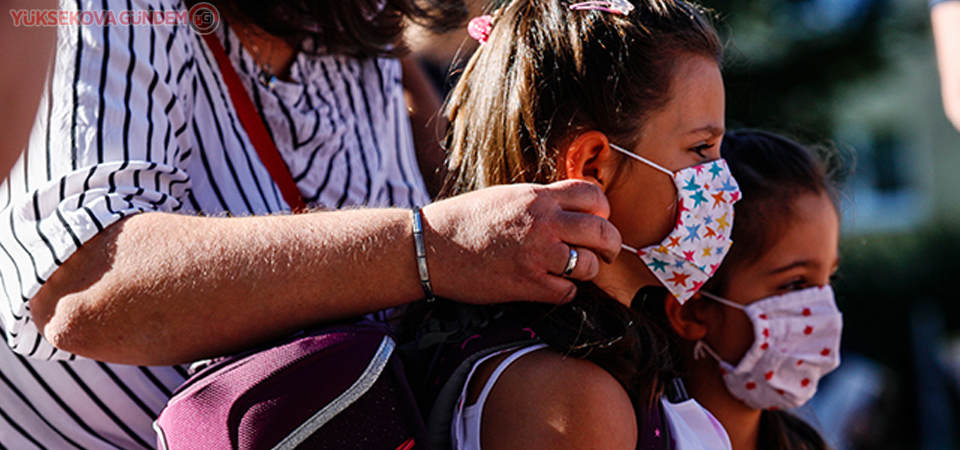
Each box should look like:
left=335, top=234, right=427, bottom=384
left=0, top=0, right=429, bottom=447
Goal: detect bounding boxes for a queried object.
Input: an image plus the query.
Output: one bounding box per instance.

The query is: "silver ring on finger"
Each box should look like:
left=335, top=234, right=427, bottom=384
left=562, top=247, right=579, bottom=277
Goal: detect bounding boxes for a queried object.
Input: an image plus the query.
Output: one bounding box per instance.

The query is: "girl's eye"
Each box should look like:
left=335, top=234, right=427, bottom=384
left=691, top=143, right=714, bottom=159
left=777, top=278, right=807, bottom=293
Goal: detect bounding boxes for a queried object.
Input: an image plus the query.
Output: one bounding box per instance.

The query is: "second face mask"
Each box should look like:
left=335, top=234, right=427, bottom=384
left=695, top=285, right=843, bottom=411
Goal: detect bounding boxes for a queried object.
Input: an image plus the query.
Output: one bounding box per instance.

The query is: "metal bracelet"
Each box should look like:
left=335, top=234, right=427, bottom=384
left=412, top=207, right=436, bottom=302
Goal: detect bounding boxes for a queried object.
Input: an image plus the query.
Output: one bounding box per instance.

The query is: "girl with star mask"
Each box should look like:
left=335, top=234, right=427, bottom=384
left=403, top=0, right=743, bottom=449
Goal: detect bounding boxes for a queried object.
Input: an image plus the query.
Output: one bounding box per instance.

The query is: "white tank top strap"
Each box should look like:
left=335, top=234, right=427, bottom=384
left=451, top=343, right=549, bottom=450
left=474, top=343, right=549, bottom=408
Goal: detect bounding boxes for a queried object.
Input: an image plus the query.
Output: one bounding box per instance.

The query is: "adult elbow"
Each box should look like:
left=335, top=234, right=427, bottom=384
left=33, top=290, right=109, bottom=357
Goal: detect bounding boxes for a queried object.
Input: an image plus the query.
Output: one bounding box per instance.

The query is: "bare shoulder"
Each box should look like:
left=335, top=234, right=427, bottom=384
left=473, top=347, right=637, bottom=450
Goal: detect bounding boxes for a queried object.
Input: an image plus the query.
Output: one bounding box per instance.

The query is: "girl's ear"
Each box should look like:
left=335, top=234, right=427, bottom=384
left=665, top=294, right=709, bottom=341
left=563, top=131, right=617, bottom=192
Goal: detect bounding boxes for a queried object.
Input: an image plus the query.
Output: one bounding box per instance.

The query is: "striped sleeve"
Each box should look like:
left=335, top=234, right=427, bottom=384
left=0, top=0, right=195, bottom=360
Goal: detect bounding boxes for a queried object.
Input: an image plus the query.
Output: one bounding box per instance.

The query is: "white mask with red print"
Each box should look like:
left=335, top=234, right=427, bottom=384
left=693, top=285, right=843, bottom=410
left=611, top=144, right=741, bottom=304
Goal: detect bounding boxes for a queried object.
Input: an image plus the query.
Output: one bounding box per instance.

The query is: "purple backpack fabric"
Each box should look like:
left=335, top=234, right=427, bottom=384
left=154, top=322, right=427, bottom=450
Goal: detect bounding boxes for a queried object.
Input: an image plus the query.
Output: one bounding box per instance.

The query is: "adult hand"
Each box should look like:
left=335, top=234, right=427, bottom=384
left=422, top=180, right=622, bottom=305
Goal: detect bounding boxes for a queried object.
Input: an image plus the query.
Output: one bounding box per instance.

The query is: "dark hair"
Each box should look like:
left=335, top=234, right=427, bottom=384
left=514, top=284, right=674, bottom=407
left=761, top=409, right=832, bottom=450
left=442, top=0, right=722, bottom=194
left=431, top=0, right=722, bottom=410
left=204, top=0, right=468, bottom=56
left=635, top=129, right=838, bottom=449
left=704, top=129, right=840, bottom=296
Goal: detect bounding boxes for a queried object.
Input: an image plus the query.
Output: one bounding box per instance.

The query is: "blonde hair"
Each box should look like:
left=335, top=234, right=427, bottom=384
left=443, top=0, right=722, bottom=196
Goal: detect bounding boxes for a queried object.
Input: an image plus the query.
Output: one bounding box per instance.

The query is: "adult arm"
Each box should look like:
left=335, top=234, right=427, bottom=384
left=3, top=0, right=618, bottom=366
left=933, top=0, right=960, bottom=131
left=31, top=181, right=620, bottom=366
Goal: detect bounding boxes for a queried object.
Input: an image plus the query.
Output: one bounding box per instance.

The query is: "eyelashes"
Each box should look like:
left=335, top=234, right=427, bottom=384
left=690, top=143, right=714, bottom=159
left=778, top=273, right=840, bottom=293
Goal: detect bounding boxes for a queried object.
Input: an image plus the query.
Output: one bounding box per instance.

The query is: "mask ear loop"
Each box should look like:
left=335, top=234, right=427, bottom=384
left=698, top=290, right=746, bottom=311
left=693, top=340, right=739, bottom=380
left=611, top=143, right=681, bottom=260
left=609, top=143, right=681, bottom=217
left=609, top=143, right=674, bottom=178
left=693, top=340, right=722, bottom=362
left=693, top=293, right=743, bottom=364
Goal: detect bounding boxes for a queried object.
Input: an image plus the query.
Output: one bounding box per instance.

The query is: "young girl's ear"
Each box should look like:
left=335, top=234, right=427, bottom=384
left=665, top=294, right=709, bottom=341
left=563, top=131, right=617, bottom=192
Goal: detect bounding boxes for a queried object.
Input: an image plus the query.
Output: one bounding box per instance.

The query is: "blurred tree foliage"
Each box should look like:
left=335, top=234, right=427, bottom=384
left=700, top=0, right=900, bottom=140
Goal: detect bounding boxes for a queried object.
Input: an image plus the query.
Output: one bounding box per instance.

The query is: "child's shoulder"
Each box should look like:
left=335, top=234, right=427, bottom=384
left=471, top=347, right=637, bottom=450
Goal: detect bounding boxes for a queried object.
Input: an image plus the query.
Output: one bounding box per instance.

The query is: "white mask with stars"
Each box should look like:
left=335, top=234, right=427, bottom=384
left=612, top=144, right=741, bottom=304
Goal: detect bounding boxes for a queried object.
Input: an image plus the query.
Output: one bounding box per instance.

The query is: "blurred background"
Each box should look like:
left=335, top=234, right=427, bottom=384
left=409, top=0, right=960, bottom=448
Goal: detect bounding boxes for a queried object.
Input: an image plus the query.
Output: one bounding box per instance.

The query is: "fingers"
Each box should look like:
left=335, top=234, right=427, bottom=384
left=553, top=210, right=622, bottom=264
left=550, top=244, right=600, bottom=281
left=538, top=275, right=579, bottom=305
left=540, top=181, right=621, bottom=264
left=545, top=180, right=611, bottom=218
left=425, top=181, right=618, bottom=306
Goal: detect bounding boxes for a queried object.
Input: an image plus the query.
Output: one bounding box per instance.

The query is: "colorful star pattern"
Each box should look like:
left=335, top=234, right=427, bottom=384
left=715, top=212, right=730, bottom=232
left=666, top=271, right=690, bottom=287
left=638, top=159, right=742, bottom=304
left=704, top=226, right=717, bottom=239
left=647, top=258, right=669, bottom=273
left=691, top=190, right=708, bottom=208
left=668, top=236, right=682, bottom=248
left=709, top=162, right=724, bottom=180
left=683, top=224, right=702, bottom=242
left=711, top=192, right=727, bottom=208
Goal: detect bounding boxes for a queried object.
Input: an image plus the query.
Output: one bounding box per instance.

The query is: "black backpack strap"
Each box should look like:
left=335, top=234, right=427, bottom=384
left=404, top=304, right=540, bottom=450
left=426, top=339, right=537, bottom=450
left=665, top=377, right=690, bottom=403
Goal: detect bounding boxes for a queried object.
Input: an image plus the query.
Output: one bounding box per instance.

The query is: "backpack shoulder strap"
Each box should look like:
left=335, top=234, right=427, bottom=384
left=409, top=306, right=538, bottom=450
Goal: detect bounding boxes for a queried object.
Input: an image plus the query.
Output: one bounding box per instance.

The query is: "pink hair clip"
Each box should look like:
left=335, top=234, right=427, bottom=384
left=569, top=0, right=635, bottom=15
left=468, top=15, right=494, bottom=45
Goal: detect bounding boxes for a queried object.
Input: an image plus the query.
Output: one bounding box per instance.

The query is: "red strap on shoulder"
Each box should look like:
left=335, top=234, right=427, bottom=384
left=201, top=32, right=307, bottom=213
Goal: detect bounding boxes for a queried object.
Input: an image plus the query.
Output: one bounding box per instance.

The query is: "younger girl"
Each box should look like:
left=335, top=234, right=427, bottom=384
left=634, top=130, right=842, bottom=450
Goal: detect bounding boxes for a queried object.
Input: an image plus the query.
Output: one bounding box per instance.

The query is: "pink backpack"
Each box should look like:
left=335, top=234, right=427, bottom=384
left=154, top=323, right=427, bottom=450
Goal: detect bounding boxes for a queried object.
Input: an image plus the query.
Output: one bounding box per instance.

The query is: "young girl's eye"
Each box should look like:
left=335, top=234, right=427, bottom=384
left=691, top=143, right=714, bottom=159
left=777, top=278, right=808, bottom=293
